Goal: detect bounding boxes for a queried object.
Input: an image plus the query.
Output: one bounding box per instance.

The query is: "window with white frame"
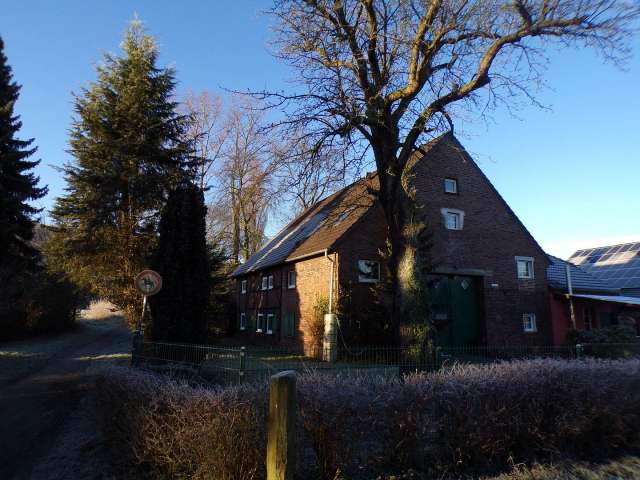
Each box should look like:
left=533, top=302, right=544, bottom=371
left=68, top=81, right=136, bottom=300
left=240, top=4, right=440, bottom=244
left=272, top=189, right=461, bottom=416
left=515, top=256, right=534, bottom=279
left=287, top=270, right=296, bottom=289
left=266, top=313, right=275, bottom=335
left=444, top=178, right=458, bottom=194
left=358, top=260, right=380, bottom=283
left=522, top=313, right=537, bottom=332
left=241, top=279, right=247, bottom=294
left=256, top=313, right=264, bottom=332
left=268, top=274, right=274, bottom=290
left=240, top=313, right=246, bottom=330
left=261, top=276, right=269, bottom=290
left=441, top=208, right=464, bottom=230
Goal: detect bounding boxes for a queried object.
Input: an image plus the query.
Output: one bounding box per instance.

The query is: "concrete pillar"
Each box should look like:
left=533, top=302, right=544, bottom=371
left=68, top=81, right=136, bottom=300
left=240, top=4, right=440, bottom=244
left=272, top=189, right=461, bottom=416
left=323, top=313, right=338, bottom=362
left=267, top=371, right=297, bottom=480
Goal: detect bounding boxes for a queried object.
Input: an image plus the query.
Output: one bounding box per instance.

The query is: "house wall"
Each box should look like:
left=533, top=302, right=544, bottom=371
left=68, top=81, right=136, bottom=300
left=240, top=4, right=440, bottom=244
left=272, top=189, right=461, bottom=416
left=549, top=293, right=635, bottom=345
left=234, top=254, right=333, bottom=351
left=407, top=138, right=552, bottom=345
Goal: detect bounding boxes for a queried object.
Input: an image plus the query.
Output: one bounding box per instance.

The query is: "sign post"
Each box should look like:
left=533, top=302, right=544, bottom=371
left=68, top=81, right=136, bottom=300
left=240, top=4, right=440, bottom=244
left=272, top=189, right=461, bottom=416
left=132, top=270, right=162, bottom=366
left=133, top=269, right=163, bottom=332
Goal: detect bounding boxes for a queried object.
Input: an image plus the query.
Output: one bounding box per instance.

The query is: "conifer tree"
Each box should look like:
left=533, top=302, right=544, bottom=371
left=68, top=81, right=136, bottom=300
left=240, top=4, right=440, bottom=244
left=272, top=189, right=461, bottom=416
left=149, top=183, right=209, bottom=342
left=49, top=21, right=192, bottom=325
left=0, top=36, right=47, bottom=325
left=0, top=36, right=47, bottom=274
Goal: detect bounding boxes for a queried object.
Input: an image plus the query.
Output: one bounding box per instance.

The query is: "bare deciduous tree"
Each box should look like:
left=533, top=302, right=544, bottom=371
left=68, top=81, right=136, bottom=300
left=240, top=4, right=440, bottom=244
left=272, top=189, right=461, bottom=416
left=183, top=90, right=228, bottom=191
left=260, top=0, right=640, bottom=329
left=214, top=99, right=276, bottom=263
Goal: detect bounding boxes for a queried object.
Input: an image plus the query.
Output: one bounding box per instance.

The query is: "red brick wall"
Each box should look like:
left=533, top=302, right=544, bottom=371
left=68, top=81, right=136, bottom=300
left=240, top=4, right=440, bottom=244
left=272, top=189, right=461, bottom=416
left=406, top=139, right=551, bottom=344
left=234, top=254, right=333, bottom=351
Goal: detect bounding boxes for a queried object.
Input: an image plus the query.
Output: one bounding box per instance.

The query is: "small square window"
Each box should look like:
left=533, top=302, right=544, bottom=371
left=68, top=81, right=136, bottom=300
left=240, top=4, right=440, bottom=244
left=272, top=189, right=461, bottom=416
left=444, top=178, right=458, bottom=194
left=261, top=276, right=269, bottom=290
left=287, top=270, right=296, bottom=289
left=522, top=313, right=537, bottom=332
left=266, top=313, right=275, bottom=335
left=240, top=313, right=247, bottom=330
left=241, top=279, right=247, bottom=294
left=257, top=313, right=264, bottom=332
left=268, top=274, right=274, bottom=290
left=516, top=257, right=534, bottom=279
left=358, top=260, right=380, bottom=283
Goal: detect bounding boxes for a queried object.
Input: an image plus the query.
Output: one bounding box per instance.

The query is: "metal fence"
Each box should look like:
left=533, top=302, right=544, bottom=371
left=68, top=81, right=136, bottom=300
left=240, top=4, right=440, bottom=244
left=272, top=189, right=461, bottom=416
left=131, top=339, right=640, bottom=385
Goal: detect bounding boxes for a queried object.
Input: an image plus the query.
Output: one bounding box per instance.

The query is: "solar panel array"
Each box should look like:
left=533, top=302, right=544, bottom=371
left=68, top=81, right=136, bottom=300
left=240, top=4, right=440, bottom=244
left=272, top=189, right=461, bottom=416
left=569, top=242, right=640, bottom=290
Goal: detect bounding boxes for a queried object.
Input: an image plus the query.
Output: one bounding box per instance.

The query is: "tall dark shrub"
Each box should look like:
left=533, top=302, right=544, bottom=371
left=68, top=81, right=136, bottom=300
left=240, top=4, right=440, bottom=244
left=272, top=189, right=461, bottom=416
left=149, top=183, right=209, bottom=343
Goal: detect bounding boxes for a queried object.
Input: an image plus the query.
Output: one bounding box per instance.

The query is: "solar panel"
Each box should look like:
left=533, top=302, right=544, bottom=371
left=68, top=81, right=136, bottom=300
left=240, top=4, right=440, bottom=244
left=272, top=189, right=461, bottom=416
left=569, top=241, right=640, bottom=296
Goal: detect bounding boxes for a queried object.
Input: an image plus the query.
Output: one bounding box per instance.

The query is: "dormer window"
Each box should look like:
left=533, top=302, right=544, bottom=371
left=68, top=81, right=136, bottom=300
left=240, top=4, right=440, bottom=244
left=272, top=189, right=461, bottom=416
left=444, top=178, right=458, bottom=194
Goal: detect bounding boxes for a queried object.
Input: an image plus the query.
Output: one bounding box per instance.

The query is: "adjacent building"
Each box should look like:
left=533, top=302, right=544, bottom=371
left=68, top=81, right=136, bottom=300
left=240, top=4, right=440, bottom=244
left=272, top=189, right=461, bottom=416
left=546, top=255, right=640, bottom=344
left=232, top=134, right=552, bottom=348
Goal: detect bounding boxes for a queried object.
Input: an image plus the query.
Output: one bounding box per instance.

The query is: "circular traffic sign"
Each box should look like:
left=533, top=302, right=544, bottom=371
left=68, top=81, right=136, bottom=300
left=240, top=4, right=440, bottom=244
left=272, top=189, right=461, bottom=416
left=134, top=270, right=163, bottom=296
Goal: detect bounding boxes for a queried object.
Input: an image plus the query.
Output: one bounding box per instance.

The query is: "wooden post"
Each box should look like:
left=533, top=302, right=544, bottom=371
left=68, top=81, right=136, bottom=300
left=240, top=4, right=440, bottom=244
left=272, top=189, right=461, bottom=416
left=267, top=370, right=296, bottom=480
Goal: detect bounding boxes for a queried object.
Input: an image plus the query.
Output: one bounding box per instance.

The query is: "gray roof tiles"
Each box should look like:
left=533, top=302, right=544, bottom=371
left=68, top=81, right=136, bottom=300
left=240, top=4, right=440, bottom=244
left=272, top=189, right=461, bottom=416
left=546, top=255, right=619, bottom=294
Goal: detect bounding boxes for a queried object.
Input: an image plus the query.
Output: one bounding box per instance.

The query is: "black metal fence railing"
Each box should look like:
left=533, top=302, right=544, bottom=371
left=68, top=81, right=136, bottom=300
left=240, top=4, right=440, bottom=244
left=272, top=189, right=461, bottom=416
left=130, top=339, right=640, bottom=385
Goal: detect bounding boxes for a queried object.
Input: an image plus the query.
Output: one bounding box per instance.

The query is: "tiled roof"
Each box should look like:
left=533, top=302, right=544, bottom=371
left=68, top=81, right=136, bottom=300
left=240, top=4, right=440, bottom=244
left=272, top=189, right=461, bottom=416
left=568, top=241, right=640, bottom=291
left=546, top=255, right=619, bottom=294
left=231, top=175, right=377, bottom=276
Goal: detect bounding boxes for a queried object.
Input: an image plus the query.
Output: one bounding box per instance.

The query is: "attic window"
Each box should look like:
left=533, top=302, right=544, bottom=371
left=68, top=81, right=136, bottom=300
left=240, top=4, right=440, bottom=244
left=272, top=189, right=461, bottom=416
left=441, top=208, right=464, bottom=230
left=444, top=178, right=458, bottom=194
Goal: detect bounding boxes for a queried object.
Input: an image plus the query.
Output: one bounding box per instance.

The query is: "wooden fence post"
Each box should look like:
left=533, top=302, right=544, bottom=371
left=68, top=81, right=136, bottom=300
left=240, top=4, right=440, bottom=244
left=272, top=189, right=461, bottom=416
left=267, top=370, right=296, bottom=480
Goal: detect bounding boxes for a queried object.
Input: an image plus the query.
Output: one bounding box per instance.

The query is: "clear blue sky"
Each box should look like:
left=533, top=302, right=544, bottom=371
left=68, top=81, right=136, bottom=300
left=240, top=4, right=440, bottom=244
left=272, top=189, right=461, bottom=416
left=2, top=1, right=639, bottom=259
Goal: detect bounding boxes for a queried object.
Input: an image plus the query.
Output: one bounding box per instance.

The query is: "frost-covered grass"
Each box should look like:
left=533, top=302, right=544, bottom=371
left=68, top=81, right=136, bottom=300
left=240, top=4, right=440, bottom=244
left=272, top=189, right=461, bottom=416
left=95, top=358, right=640, bottom=480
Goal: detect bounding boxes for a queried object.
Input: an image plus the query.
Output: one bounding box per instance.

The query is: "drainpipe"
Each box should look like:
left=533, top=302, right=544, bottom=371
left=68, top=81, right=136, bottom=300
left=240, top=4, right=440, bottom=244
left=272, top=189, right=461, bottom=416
left=325, top=249, right=335, bottom=314
left=566, top=263, right=577, bottom=329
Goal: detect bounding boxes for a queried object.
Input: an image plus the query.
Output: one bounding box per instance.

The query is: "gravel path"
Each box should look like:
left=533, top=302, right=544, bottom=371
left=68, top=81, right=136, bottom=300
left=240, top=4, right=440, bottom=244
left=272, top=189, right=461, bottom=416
left=0, top=302, right=131, bottom=480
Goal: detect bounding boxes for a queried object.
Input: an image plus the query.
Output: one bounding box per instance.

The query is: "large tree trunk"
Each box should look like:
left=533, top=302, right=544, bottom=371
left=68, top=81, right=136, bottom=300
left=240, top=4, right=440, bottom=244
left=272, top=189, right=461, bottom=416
left=376, top=147, right=430, bottom=342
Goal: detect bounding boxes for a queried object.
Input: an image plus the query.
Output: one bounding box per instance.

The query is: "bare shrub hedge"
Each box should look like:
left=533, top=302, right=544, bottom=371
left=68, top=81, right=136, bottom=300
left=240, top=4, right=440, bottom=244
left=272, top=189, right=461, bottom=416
left=95, top=359, right=640, bottom=479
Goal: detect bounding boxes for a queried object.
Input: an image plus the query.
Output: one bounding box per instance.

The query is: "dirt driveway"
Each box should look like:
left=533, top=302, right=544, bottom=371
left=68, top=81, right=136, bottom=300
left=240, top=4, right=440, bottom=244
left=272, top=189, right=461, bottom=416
left=0, top=302, right=131, bottom=480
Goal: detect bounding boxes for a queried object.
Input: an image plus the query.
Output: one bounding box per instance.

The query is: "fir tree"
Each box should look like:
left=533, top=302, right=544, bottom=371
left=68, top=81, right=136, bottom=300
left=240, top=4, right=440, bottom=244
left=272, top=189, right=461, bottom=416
left=49, top=21, right=193, bottom=325
left=149, top=183, right=209, bottom=343
left=0, top=36, right=47, bottom=326
left=0, top=36, right=47, bottom=274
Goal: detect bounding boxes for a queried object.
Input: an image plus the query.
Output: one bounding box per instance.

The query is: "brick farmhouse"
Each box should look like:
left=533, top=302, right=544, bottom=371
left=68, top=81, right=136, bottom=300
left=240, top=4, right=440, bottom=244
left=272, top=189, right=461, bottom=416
left=231, top=133, right=559, bottom=348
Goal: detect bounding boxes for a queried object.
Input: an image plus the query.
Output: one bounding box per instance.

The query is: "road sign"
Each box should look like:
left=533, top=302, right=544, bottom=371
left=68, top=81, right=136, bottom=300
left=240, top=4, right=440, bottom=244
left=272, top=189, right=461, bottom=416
left=134, top=270, right=163, bottom=296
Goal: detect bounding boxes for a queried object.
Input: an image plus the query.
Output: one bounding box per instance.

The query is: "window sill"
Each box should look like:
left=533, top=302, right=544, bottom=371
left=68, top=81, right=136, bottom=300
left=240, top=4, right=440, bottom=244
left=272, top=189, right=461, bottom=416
left=256, top=329, right=263, bottom=333
left=240, top=327, right=246, bottom=331
left=266, top=330, right=273, bottom=335
left=358, top=278, right=380, bottom=283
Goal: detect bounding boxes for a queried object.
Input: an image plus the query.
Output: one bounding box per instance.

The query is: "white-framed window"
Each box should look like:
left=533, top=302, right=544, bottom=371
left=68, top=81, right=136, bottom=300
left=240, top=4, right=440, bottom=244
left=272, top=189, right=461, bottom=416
left=287, top=270, right=296, bottom=289
left=256, top=313, right=264, bottom=333
left=441, top=208, right=464, bottom=230
left=261, top=276, right=269, bottom=290
left=444, top=178, right=458, bottom=194
left=266, top=313, right=275, bottom=335
left=241, top=279, right=247, bottom=294
left=358, top=260, right=380, bottom=283
left=522, top=313, right=537, bottom=332
left=515, top=256, right=535, bottom=279
left=268, top=274, right=274, bottom=290
left=240, top=313, right=246, bottom=330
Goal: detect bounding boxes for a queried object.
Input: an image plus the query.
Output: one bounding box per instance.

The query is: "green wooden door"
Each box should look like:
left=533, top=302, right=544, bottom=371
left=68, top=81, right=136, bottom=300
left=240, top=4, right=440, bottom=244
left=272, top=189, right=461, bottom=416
left=430, top=275, right=481, bottom=347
